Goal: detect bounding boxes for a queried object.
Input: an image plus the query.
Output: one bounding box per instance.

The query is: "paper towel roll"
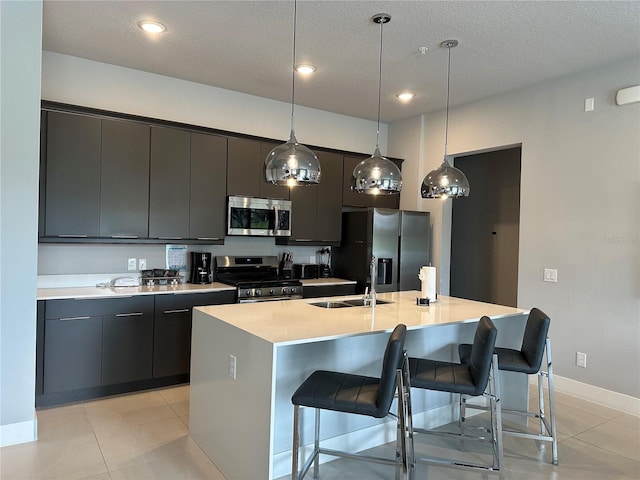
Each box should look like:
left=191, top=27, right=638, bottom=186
left=419, top=266, right=437, bottom=302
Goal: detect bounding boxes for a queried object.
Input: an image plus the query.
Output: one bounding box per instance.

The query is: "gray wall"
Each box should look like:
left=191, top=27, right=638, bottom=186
left=390, top=57, right=640, bottom=398
left=0, top=0, right=42, bottom=444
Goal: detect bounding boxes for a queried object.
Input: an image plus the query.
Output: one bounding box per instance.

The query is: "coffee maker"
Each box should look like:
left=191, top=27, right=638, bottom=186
left=190, top=252, right=212, bottom=284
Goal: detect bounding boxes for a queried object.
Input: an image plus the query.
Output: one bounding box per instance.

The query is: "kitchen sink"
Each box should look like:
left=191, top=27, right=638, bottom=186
left=342, top=298, right=392, bottom=307
left=309, top=301, right=353, bottom=308
left=309, top=299, right=393, bottom=308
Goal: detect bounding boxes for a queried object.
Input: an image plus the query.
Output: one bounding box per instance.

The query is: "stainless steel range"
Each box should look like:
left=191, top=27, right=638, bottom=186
left=214, top=256, right=303, bottom=303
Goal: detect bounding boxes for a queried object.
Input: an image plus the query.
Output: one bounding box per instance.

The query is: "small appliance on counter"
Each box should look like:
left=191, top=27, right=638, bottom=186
left=140, top=269, right=183, bottom=286
left=316, top=248, right=332, bottom=278
left=293, top=263, right=319, bottom=280
left=190, top=251, right=212, bottom=284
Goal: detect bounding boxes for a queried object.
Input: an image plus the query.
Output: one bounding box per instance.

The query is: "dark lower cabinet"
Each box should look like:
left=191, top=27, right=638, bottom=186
left=153, top=291, right=236, bottom=378
left=37, top=291, right=235, bottom=407
left=102, top=311, right=154, bottom=385
left=153, top=297, right=193, bottom=378
left=43, top=316, right=102, bottom=394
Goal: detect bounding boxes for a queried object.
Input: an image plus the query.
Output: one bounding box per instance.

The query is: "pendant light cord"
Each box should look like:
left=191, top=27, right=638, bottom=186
left=290, top=0, right=298, bottom=134
left=444, top=43, right=451, bottom=159
left=375, top=17, right=384, bottom=149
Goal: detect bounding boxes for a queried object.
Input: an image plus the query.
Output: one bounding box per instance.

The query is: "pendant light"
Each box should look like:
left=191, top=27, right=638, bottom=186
left=265, top=0, right=321, bottom=186
left=421, top=40, right=470, bottom=199
left=353, top=13, right=402, bottom=195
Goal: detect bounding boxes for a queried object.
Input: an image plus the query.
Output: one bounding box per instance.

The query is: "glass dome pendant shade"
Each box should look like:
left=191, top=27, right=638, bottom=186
left=421, top=40, right=469, bottom=199
left=421, top=156, right=470, bottom=198
left=353, top=146, right=402, bottom=194
left=264, top=0, right=320, bottom=187
left=265, top=129, right=321, bottom=186
left=353, top=13, right=402, bottom=195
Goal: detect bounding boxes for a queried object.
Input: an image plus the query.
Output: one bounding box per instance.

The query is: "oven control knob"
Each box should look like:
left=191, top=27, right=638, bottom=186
left=255, top=289, right=262, bottom=296
left=291, top=286, right=299, bottom=294
left=269, top=289, right=275, bottom=295
left=282, top=287, right=289, bottom=294
left=245, top=290, right=252, bottom=297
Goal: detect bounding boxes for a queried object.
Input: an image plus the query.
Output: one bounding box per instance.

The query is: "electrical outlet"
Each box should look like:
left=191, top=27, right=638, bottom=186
left=543, top=268, right=558, bottom=283
left=576, top=352, right=587, bottom=368
left=229, top=354, right=237, bottom=379
left=139, top=258, right=147, bottom=270
left=128, top=258, right=137, bottom=271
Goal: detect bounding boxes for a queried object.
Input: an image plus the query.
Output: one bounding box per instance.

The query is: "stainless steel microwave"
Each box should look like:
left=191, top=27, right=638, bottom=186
left=227, top=196, right=292, bottom=237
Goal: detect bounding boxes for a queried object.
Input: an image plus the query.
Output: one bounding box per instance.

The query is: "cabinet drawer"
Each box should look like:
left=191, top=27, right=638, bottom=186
left=45, top=296, right=154, bottom=319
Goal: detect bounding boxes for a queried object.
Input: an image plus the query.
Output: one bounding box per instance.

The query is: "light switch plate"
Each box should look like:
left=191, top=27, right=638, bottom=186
left=544, top=268, right=558, bottom=283
left=128, top=258, right=137, bottom=271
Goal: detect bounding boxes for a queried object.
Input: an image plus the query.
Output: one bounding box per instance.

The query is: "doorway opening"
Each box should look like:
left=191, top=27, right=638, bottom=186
left=450, top=146, right=522, bottom=307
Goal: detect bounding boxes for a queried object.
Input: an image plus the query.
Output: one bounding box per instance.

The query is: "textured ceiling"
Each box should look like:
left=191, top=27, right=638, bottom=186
left=42, top=1, right=640, bottom=123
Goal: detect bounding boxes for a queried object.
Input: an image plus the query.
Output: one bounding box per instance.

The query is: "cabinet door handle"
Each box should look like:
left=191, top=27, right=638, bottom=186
left=163, top=309, right=189, bottom=314
left=115, top=312, right=143, bottom=317
left=159, top=236, right=183, bottom=240
left=111, top=235, right=138, bottom=239
left=57, top=234, right=88, bottom=238
left=295, top=239, right=312, bottom=242
left=58, top=316, right=91, bottom=321
left=196, top=237, right=220, bottom=241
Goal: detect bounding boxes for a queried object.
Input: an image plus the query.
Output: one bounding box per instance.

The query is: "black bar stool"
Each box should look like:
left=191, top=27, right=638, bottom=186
left=458, top=307, right=558, bottom=464
left=291, top=324, right=413, bottom=480
left=407, top=316, right=504, bottom=472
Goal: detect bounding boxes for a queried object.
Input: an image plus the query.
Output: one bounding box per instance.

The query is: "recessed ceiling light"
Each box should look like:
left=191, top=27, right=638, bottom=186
left=295, top=64, right=316, bottom=75
left=138, top=20, right=166, bottom=34
left=396, top=91, right=416, bottom=102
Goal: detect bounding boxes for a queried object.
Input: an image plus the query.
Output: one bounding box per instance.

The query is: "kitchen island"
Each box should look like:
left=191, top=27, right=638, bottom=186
left=189, top=291, right=528, bottom=480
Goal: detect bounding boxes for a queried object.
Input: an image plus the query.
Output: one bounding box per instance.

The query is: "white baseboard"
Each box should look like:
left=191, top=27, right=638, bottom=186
left=531, top=374, right=640, bottom=417
left=0, top=418, right=38, bottom=447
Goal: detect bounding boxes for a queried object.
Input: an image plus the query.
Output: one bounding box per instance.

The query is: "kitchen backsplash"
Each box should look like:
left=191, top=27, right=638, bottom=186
left=38, top=237, right=324, bottom=287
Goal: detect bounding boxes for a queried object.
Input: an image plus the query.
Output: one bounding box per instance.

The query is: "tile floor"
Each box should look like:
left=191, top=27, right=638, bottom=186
left=1, top=385, right=638, bottom=479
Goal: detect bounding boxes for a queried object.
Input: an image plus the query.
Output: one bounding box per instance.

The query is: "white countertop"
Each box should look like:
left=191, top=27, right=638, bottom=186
left=36, top=277, right=355, bottom=300
left=194, top=291, right=527, bottom=346
left=37, top=282, right=235, bottom=300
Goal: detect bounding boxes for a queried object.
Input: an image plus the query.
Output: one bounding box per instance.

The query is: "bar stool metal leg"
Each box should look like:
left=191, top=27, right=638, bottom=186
left=545, top=339, right=558, bottom=464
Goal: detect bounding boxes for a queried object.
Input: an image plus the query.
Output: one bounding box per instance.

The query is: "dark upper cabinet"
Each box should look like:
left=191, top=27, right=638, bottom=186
left=278, top=151, right=343, bottom=245
left=100, top=119, right=150, bottom=238
left=227, top=137, right=260, bottom=197
left=259, top=141, right=290, bottom=200
left=149, top=126, right=191, bottom=239
left=190, top=132, right=228, bottom=240
left=289, top=183, right=317, bottom=241
left=342, top=155, right=401, bottom=209
left=342, top=156, right=370, bottom=207
left=43, top=111, right=102, bottom=237
left=315, top=152, right=343, bottom=243
left=227, top=137, right=289, bottom=200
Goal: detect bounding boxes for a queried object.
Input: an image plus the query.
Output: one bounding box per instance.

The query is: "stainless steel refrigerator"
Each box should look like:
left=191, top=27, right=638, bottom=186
left=332, top=209, right=431, bottom=293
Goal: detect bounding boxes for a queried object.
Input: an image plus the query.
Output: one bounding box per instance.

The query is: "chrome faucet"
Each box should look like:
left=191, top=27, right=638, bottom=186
left=363, top=255, right=377, bottom=307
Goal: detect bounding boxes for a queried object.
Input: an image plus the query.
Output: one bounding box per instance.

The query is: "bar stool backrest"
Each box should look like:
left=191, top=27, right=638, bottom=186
left=468, top=316, right=498, bottom=395
left=521, top=307, right=551, bottom=372
left=376, top=324, right=407, bottom=414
